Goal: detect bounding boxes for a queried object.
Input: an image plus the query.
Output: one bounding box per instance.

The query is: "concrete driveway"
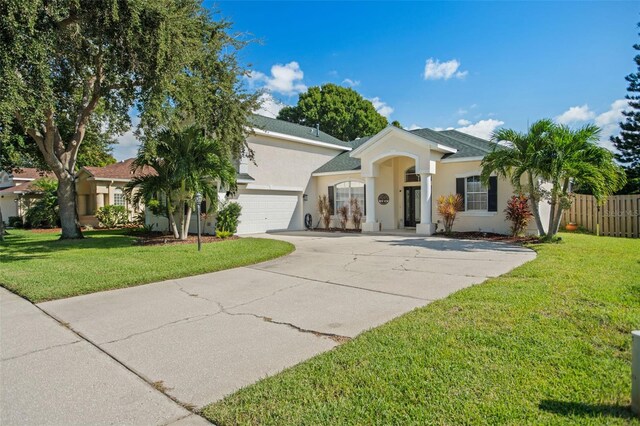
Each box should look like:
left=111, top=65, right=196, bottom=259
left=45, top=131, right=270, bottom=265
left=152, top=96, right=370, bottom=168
left=3, top=232, right=535, bottom=424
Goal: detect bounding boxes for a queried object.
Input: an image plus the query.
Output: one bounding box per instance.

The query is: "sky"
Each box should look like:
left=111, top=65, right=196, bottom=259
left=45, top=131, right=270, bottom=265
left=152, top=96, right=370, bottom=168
left=113, top=1, right=639, bottom=160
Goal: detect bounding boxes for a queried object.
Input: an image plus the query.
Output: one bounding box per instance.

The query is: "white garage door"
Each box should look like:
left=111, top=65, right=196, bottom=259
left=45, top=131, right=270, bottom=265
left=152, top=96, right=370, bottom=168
left=236, top=191, right=300, bottom=234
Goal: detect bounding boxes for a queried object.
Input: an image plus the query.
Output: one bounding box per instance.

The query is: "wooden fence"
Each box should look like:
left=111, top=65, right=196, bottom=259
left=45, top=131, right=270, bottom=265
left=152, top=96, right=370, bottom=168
left=561, top=194, right=640, bottom=238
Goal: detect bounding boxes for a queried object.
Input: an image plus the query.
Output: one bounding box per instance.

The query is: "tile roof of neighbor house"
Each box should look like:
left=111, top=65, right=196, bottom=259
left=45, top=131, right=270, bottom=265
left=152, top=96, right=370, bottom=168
left=10, top=168, right=51, bottom=180
left=82, top=158, right=154, bottom=180
left=0, top=180, right=45, bottom=194
left=313, top=127, right=501, bottom=174
left=248, top=115, right=351, bottom=148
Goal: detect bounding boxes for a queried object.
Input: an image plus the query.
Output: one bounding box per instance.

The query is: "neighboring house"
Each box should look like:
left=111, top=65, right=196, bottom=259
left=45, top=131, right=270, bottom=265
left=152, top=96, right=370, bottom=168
left=0, top=168, right=53, bottom=222
left=76, top=159, right=149, bottom=226
left=146, top=115, right=548, bottom=236
left=0, top=160, right=147, bottom=227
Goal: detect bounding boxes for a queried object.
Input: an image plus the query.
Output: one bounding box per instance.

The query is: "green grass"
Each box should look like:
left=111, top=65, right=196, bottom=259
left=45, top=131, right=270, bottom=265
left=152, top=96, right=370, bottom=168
left=202, top=233, right=640, bottom=425
left=0, top=229, right=294, bottom=303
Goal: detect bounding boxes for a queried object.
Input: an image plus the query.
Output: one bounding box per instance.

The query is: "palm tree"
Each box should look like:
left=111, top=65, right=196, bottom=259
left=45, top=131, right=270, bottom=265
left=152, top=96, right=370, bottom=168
left=126, top=124, right=237, bottom=240
left=541, top=124, right=626, bottom=237
left=481, top=119, right=554, bottom=236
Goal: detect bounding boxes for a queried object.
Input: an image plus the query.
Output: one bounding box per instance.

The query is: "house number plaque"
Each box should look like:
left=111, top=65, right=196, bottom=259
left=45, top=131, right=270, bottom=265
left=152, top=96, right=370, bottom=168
left=378, top=193, right=390, bottom=205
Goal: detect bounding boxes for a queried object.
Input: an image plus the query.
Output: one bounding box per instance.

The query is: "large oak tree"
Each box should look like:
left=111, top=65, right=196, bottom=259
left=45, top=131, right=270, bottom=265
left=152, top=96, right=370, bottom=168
left=1, top=0, right=257, bottom=239
left=277, top=83, right=388, bottom=141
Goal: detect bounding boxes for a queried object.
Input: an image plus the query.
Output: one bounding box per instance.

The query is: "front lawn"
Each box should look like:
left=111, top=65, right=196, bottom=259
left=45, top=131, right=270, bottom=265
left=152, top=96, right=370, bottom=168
left=0, top=229, right=294, bottom=303
left=202, top=233, right=640, bottom=425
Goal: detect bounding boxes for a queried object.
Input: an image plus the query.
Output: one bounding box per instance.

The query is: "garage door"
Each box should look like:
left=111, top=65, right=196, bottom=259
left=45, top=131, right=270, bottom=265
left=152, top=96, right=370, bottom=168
left=235, top=191, right=300, bottom=234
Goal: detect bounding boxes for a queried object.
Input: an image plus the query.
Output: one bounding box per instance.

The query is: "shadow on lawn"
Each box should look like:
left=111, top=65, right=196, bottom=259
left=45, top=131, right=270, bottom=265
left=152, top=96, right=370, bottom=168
left=539, top=400, right=635, bottom=419
left=0, top=230, right=135, bottom=262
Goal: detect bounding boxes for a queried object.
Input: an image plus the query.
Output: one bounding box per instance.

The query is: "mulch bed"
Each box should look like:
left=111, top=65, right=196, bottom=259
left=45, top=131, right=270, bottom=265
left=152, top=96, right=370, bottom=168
left=133, top=232, right=238, bottom=246
left=309, top=228, right=362, bottom=233
left=433, top=231, right=540, bottom=244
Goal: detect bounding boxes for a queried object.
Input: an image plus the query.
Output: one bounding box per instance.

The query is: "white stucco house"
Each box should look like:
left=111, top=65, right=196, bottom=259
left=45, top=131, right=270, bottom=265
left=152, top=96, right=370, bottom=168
left=148, top=115, right=547, bottom=236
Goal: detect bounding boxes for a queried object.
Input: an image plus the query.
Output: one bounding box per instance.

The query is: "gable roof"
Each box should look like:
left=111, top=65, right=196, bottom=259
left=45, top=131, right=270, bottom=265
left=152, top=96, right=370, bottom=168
left=313, top=137, right=372, bottom=174
left=82, top=159, right=153, bottom=180
left=248, top=115, right=351, bottom=149
left=10, top=168, right=51, bottom=180
left=314, top=127, right=500, bottom=174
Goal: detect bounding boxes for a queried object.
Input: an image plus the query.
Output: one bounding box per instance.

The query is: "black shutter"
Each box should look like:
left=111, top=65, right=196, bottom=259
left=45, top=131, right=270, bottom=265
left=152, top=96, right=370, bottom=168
left=456, top=178, right=466, bottom=211
left=328, top=186, right=334, bottom=215
left=363, top=184, right=366, bottom=215
left=488, top=176, right=498, bottom=212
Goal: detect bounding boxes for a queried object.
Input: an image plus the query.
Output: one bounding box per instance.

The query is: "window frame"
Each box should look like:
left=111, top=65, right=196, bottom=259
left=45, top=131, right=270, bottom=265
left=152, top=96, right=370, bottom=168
left=465, top=175, right=488, bottom=211
left=405, top=166, right=421, bottom=183
left=333, top=180, right=365, bottom=216
left=113, top=187, right=126, bottom=207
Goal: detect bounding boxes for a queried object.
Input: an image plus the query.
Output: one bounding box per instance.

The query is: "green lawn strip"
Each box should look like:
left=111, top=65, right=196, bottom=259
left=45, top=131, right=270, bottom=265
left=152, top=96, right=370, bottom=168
left=202, top=233, right=640, bottom=425
left=0, top=229, right=294, bottom=303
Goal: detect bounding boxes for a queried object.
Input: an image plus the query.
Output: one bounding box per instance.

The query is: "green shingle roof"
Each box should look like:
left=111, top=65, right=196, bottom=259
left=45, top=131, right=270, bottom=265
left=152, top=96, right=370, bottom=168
left=313, top=127, right=501, bottom=174
left=248, top=115, right=351, bottom=148
left=313, top=137, right=371, bottom=174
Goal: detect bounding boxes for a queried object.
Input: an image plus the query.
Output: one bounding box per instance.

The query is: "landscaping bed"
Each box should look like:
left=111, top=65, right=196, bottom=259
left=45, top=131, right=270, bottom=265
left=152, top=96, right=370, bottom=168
left=434, top=230, right=541, bottom=244
left=202, top=233, right=640, bottom=425
left=309, top=228, right=362, bottom=233
left=133, top=232, right=239, bottom=246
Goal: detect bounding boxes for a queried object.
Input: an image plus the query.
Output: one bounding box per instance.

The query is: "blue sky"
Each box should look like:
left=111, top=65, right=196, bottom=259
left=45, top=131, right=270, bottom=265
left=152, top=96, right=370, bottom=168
left=114, top=1, right=639, bottom=159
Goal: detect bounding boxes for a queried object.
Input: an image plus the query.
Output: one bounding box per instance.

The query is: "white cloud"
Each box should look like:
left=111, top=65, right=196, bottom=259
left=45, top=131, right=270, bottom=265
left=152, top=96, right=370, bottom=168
left=368, top=97, right=394, bottom=118
left=254, top=93, right=286, bottom=118
left=248, top=61, right=307, bottom=96
left=342, top=78, right=360, bottom=87
left=456, top=119, right=505, bottom=140
left=113, top=115, right=141, bottom=161
left=555, top=104, right=596, bottom=124
left=423, top=58, right=468, bottom=80
left=595, top=99, right=628, bottom=150
left=457, top=119, right=471, bottom=126
left=406, top=124, right=423, bottom=131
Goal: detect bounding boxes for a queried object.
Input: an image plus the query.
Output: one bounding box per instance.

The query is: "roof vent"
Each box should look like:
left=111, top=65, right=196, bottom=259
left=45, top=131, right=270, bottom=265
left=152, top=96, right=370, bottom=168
left=315, top=123, right=320, bottom=137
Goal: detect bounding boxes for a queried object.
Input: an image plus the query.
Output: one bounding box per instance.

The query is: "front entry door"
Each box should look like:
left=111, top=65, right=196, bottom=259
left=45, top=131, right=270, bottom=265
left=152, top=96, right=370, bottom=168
left=404, top=187, right=421, bottom=227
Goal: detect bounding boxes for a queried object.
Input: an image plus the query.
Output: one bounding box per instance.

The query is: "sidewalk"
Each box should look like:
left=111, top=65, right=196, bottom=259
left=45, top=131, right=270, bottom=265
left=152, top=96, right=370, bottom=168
left=0, top=287, right=205, bottom=425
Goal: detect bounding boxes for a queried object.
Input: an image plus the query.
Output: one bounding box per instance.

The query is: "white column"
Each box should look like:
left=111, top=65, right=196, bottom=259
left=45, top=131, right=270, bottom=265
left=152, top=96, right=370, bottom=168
left=417, top=173, right=435, bottom=235
left=363, top=176, right=378, bottom=232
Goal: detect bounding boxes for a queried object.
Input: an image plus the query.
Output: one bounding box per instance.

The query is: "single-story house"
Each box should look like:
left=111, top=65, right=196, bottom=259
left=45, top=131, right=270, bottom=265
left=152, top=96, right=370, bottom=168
left=0, top=168, right=53, bottom=221
left=146, top=115, right=549, bottom=236
left=0, top=160, right=146, bottom=227
left=75, top=159, right=149, bottom=226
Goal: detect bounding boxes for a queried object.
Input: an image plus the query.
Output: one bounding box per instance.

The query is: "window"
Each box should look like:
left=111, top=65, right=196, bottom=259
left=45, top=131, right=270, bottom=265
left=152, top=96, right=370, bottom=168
left=113, top=188, right=126, bottom=206
left=405, top=166, right=420, bottom=182
left=465, top=176, right=488, bottom=211
left=334, top=181, right=365, bottom=215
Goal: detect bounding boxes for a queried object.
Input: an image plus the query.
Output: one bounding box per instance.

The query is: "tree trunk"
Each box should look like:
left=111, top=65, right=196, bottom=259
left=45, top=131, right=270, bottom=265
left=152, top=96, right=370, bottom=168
left=182, top=206, right=192, bottom=240
left=527, top=173, right=546, bottom=236
left=57, top=173, right=83, bottom=239
left=546, top=189, right=558, bottom=240
left=0, top=204, right=5, bottom=242
left=166, top=197, right=179, bottom=239
left=551, top=178, right=570, bottom=235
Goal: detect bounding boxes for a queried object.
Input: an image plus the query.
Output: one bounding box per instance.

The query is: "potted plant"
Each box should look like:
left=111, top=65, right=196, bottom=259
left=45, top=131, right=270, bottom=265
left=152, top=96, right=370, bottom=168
left=565, top=222, right=578, bottom=232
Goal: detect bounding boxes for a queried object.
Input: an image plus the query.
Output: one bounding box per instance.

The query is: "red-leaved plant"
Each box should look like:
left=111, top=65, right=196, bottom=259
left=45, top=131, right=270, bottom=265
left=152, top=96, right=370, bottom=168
left=505, top=194, right=533, bottom=236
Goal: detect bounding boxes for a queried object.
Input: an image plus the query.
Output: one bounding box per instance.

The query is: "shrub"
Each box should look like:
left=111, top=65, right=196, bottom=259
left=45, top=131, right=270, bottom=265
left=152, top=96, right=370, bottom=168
left=337, top=204, right=348, bottom=231
left=216, top=202, right=242, bottom=234
left=437, top=194, right=463, bottom=234
left=24, top=178, right=59, bottom=228
left=317, top=195, right=331, bottom=229
left=350, top=197, right=363, bottom=231
left=8, top=216, right=23, bottom=228
left=505, top=194, right=533, bottom=236
left=216, top=230, right=233, bottom=239
left=96, top=205, right=128, bottom=228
